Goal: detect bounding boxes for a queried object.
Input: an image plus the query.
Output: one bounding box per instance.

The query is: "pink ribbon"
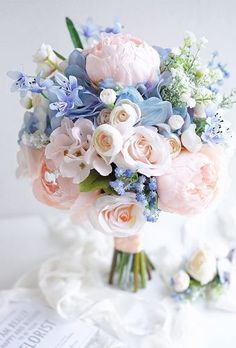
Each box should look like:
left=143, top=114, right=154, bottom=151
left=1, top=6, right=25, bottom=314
left=114, top=233, right=143, bottom=254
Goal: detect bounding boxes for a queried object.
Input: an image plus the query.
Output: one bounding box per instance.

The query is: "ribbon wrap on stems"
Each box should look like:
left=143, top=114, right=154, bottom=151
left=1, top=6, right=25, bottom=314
left=114, top=233, right=143, bottom=254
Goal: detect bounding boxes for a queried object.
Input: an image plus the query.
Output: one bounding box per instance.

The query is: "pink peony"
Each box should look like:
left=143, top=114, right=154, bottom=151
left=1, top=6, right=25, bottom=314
left=32, top=161, right=80, bottom=210
left=158, top=145, right=227, bottom=216
left=85, top=33, right=160, bottom=87
left=45, top=118, right=111, bottom=183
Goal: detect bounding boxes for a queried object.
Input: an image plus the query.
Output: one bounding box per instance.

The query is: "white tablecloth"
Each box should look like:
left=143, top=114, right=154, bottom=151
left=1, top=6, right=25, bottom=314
left=1, top=213, right=236, bottom=347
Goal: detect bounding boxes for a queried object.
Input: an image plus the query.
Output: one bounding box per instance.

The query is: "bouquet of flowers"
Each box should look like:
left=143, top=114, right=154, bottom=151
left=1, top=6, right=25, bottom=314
left=9, top=17, right=235, bottom=292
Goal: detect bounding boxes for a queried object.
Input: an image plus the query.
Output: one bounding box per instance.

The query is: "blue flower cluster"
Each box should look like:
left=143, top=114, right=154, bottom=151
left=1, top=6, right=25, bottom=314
left=110, top=168, right=160, bottom=222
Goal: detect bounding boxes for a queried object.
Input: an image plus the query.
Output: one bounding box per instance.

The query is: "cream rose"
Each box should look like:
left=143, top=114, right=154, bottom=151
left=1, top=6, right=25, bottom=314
left=109, top=100, right=141, bottom=132
left=89, top=193, right=145, bottom=237
left=186, top=249, right=217, bottom=285
left=115, top=126, right=171, bottom=177
left=93, top=124, right=123, bottom=160
left=167, top=135, right=182, bottom=158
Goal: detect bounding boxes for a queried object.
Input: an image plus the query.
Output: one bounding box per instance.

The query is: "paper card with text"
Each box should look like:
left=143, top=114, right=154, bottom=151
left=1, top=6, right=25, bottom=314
left=0, top=300, right=98, bottom=348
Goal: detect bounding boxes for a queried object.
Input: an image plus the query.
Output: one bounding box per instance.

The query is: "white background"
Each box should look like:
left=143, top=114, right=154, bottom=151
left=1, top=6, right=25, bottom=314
left=0, top=0, right=236, bottom=219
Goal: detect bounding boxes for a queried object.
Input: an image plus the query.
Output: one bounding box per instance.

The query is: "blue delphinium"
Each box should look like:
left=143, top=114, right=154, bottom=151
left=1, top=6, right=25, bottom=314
left=51, top=73, right=83, bottom=105
left=103, top=19, right=122, bottom=34
left=7, top=71, right=53, bottom=97
left=201, top=113, right=232, bottom=145
left=110, top=168, right=160, bottom=222
left=7, top=71, right=30, bottom=94
left=80, top=17, right=100, bottom=39
left=49, top=93, right=76, bottom=118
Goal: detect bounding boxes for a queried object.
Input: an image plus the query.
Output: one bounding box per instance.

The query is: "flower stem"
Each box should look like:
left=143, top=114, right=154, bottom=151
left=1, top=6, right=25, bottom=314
left=118, top=252, right=127, bottom=287
left=109, top=249, right=118, bottom=285
left=134, top=252, right=140, bottom=292
left=140, top=252, right=147, bottom=288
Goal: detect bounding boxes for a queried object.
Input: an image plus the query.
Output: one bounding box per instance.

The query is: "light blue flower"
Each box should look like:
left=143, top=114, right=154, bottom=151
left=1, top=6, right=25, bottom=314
left=80, top=17, right=100, bottom=39
left=7, top=71, right=30, bottom=95
left=49, top=93, right=75, bottom=118
left=103, top=19, right=122, bottom=34
left=117, top=87, right=143, bottom=104
left=50, top=73, right=83, bottom=107
left=201, top=114, right=232, bottom=145
left=8, top=71, right=53, bottom=96
left=153, top=46, right=171, bottom=64
left=139, top=97, right=173, bottom=126
left=30, top=74, right=53, bottom=93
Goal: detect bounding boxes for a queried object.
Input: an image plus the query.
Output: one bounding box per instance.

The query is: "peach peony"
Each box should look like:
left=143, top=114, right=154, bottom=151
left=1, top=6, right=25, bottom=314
left=32, top=161, right=80, bottom=210
left=158, top=145, right=227, bottom=216
left=85, top=33, right=160, bottom=87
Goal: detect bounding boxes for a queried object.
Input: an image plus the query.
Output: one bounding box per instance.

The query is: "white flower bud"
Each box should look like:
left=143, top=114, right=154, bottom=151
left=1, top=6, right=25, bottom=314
left=100, top=89, right=117, bottom=105
left=181, top=124, right=202, bottom=153
left=168, top=115, right=184, bottom=130
left=172, top=270, right=190, bottom=292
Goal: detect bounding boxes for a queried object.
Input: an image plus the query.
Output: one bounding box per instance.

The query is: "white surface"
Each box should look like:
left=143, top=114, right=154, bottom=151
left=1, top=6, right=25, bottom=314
left=1, top=215, right=236, bottom=347
left=0, top=0, right=236, bottom=218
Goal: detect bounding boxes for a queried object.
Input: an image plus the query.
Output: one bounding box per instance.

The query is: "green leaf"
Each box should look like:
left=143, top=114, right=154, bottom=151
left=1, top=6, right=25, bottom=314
left=79, top=170, right=112, bottom=192
left=65, top=17, right=83, bottom=49
left=194, top=118, right=207, bottom=137
left=53, top=50, right=66, bottom=61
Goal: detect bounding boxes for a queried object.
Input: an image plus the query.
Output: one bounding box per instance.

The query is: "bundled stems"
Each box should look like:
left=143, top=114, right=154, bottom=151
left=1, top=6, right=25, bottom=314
left=109, top=250, right=155, bottom=292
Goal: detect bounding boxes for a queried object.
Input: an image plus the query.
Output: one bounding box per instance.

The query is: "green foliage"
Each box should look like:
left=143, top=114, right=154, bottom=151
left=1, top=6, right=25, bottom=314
left=65, top=17, right=83, bottom=49
left=79, top=170, right=115, bottom=194
left=194, top=118, right=207, bottom=137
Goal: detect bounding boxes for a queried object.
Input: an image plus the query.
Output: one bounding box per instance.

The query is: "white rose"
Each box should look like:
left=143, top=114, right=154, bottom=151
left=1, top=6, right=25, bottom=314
left=33, top=43, right=60, bottom=78
left=115, top=126, right=171, bottom=176
left=109, top=100, right=141, bottom=131
left=168, top=115, right=184, bottom=131
left=100, top=89, right=117, bottom=105
left=89, top=193, right=145, bottom=237
left=187, top=249, right=217, bottom=285
left=181, top=124, right=202, bottom=153
left=93, top=124, right=123, bottom=160
left=167, top=135, right=182, bottom=158
left=172, top=270, right=190, bottom=292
